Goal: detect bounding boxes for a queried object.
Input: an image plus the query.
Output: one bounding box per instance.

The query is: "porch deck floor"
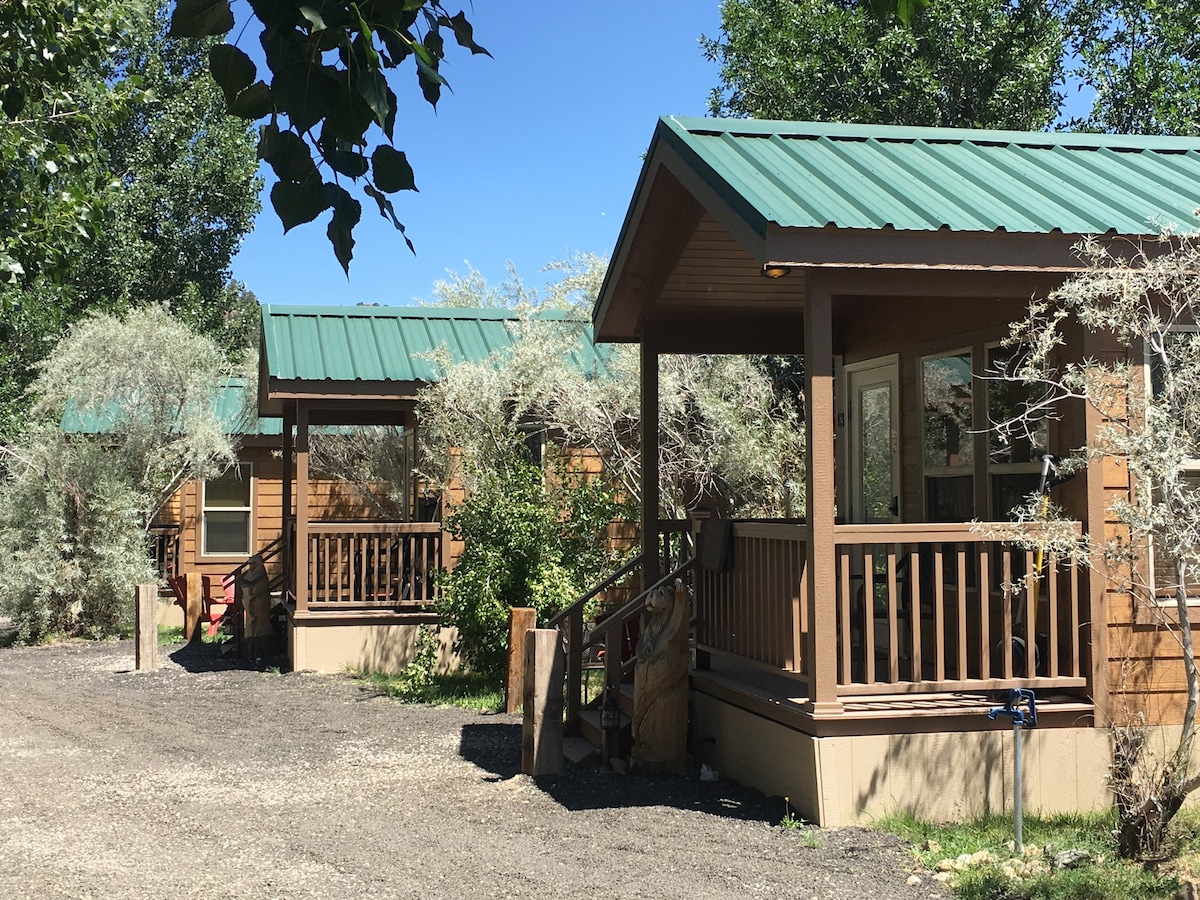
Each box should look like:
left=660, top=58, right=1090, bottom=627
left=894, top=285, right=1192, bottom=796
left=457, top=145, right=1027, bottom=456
left=694, top=656, right=1094, bottom=734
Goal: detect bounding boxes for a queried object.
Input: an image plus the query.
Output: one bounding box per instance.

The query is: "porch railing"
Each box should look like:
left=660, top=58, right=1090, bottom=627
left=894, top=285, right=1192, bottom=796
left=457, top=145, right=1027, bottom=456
left=305, top=521, right=443, bottom=610
left=148, top=525, right=180, bottom=581
left=694, top=521, right=808, bottom=676
left=693, top=520, right=1089, bottom=699
left=833, top=523, right=1085, bottom=695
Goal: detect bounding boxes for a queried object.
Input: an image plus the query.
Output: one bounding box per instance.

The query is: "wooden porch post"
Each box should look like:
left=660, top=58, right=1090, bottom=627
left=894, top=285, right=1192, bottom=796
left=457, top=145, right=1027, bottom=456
left=282, top=403, right=294, bottom=595
left=642, top=338, right=660, bottom=591
left=1082, top=329, right=1110, bottom=724
left=294, top=402, right=310, bottom=613
left=804, top=282, right=843, bottom=716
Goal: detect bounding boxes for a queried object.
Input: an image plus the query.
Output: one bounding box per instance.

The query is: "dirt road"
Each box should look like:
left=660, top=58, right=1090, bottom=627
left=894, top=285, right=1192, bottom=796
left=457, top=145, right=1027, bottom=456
left=0, top=638, right=942, bottom=899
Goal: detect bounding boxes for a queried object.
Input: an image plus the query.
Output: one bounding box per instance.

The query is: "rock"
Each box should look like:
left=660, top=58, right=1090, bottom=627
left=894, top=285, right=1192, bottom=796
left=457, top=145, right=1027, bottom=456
left=906, top=875, right=922, bottom=886
left=699, top=763, right=718, bottom=782
left=1053, top=849, right=1091, bottom=870
left=1172, top=877, right=1200, bottom=900
left=923, top=840, right=942, bottom=855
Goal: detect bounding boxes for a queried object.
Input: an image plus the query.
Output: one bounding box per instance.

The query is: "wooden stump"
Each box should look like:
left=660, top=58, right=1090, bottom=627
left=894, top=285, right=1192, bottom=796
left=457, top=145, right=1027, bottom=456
left=631, top=579, right=690, bottom=773
left=135, top=583, right=158, bottom=672
left=182, top=572, right=204, bottom=642
left=521, top=628, right=564, bottom=777
left=505, top=607, right=537, bottom=713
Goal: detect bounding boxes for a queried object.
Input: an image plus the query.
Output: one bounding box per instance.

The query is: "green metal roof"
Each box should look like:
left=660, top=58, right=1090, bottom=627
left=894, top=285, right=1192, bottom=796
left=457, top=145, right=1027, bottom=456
left=62, top=378, right=278, bottom=436
left=261, top=305, right=611, bottom=384
left=659, top=116, right=1200, bottom=237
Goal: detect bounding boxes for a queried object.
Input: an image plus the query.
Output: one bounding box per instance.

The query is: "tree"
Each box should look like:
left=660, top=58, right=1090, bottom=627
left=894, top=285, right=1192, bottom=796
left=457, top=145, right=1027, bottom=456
left=74, top=10, right=262, bottom=330
left=703, top=0, right=1065, bottom=130
left=996, top=235, right=1200, bottom=857
left=0, top=305, right=246, bottom=641
left=1062, top=0, right=1200, bottom=134
left=0, top=2, right=263, bottom=439
left=168, top=0, right=489, bottom=273
left=0, top=0, right=146, bottom=283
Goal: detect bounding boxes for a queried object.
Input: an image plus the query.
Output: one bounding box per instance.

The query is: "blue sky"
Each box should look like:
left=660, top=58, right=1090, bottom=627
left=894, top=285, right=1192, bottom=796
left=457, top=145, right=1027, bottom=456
left=230, top=3, right=725, bottom=307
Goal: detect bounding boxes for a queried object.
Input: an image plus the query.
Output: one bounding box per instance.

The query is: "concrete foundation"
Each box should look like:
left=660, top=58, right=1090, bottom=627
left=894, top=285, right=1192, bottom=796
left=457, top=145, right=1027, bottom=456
left=690, top=690, right=1113, bottom=826
left=288, top=616, right=459, bottom=675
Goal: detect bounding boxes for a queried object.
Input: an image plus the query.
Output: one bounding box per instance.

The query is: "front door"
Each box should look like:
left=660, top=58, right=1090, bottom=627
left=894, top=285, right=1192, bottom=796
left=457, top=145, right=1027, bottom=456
left=845, top=356, right=901, bottom=524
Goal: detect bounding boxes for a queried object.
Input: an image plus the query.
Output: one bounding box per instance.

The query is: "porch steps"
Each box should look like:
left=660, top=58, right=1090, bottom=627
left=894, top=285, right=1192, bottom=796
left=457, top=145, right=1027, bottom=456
left=578, top=708, right=632, bottom=748
left=563, top=735, right=599, bottom=766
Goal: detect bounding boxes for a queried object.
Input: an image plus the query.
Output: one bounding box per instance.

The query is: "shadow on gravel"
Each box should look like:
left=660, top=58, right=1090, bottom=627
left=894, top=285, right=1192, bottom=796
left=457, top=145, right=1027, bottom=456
left=458, top=721, right=777, bottom=824
left=165, top=640, right=288, bottom=674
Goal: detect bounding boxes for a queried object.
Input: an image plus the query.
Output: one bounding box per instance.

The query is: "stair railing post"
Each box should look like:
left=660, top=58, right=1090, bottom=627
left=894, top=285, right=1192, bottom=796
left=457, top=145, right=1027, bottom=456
left=601, top=625, right=621, bottom=769
left=566, top=610, right=583, bottom=723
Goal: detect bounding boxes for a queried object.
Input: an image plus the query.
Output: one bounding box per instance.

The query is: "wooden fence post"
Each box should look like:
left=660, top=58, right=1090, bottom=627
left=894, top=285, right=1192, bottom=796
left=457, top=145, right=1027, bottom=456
left=521, top=628, right=564, bottom=777
left=505, top=607, right=537, bottom=713
left=135, top=583, right=158, bottom=672
left=183, top=571, right=204, bottom=642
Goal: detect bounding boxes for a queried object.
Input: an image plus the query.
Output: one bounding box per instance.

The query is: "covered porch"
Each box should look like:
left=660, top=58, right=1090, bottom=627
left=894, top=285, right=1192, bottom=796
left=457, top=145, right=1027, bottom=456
left=593, top=117, right=1200, bottom=822
left=258, top=305, right=452, bottom=673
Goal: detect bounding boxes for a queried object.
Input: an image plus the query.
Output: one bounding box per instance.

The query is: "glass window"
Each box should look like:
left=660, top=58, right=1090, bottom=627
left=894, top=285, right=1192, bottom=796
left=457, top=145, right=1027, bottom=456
left=987, top=346, right=1048, bottom=519
left=923, top=353, right=974, bottom=521
left=202, top=464, right=251, bottom=555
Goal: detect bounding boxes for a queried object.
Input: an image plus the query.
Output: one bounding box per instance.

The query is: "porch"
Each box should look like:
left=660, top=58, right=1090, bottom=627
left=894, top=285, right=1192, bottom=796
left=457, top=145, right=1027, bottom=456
left=692, top=519, right=1091, bottom=714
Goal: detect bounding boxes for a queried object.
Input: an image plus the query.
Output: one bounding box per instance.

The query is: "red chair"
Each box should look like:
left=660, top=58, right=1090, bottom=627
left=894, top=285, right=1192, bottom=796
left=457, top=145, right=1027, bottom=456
left=201, top=574, right=239, bottom=638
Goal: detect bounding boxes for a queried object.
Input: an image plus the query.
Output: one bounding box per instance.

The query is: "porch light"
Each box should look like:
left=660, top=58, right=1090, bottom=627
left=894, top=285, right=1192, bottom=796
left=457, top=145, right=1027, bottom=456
left=761, top=264, right=790, bottom=278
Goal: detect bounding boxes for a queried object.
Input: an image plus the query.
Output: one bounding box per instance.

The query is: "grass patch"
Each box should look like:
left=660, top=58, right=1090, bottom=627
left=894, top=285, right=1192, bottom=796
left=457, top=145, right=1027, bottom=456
left=156, top=625, right=228, bottom=646
left=356, top=669, right=504, bottom=712
left=878, top=810, right=1196, bottom=899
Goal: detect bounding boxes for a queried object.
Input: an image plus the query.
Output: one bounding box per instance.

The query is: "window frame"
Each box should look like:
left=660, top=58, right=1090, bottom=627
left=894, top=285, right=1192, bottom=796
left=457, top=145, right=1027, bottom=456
left=200, top=462, right=253, bottom=558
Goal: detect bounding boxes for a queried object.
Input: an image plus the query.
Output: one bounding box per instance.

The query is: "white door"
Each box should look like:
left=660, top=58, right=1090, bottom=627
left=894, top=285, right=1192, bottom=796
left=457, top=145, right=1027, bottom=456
left=845, top=356, right=901, bottom=524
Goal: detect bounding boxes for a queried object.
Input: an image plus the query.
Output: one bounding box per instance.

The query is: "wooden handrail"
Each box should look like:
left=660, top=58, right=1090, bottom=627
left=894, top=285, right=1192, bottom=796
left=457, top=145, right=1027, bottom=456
left=833, top=521, right=1082, bottom=543
left=546, top=553, right=644, bottom=631
left=304, top=521, right=442, bottom=534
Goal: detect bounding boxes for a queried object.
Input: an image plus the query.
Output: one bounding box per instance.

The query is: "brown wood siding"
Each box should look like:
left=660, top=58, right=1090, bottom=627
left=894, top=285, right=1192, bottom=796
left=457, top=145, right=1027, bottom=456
left=657, top=215, right=806, bottom=310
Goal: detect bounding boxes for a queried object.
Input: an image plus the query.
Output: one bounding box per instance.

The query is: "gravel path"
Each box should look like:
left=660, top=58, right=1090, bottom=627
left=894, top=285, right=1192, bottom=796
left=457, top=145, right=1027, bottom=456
left=0, top=638, right=945, bottom=899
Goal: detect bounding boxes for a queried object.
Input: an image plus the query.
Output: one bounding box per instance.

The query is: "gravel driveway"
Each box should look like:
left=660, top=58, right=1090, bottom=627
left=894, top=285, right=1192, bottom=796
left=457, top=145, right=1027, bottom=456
left=0, top=638, right=944, bottom=899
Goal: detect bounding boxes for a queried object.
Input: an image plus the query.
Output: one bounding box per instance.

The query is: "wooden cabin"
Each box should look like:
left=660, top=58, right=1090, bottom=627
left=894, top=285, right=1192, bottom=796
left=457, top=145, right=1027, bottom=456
left=156, top=305, right=612, bottom=673
left=593, top=116, right=1200, bottom=825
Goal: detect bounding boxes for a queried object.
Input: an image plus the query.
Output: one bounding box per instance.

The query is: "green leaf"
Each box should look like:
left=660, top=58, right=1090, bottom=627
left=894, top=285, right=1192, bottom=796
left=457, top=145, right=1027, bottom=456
left=270, top=175, right=330, bottom=233
left=371, top=145, right=416, bottom=193
left=258, top=125, right=318, bottom=182
left=349, top=3, right=381, bottom=70
left=169, top=0, right=234, bottom=38
left=324, top=184, right=362, bottom=274
left=413, top=47, right=448, bottom=107
left=227, top=81, right=273, bottom=119
left=299, top=1, right=351, bottom=30
left=356, top=68, right=391, bottom=127
left=894, top=0, right=929, bottom=26
left=208, top=44, right=256, bottom=103
left=444, top=11, right=491, bottom=57
left=271, top=63, right=339, bottom=133
left=363, top=184, right=416, bottom=252
left=324, top=148, right=369, bottom=178
left=2, top=85, right=25, bottom=118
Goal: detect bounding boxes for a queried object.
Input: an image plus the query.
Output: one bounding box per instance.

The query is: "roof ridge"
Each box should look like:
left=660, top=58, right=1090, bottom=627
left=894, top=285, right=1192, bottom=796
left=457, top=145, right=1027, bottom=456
left=664, top=115, right=1200, bottom=152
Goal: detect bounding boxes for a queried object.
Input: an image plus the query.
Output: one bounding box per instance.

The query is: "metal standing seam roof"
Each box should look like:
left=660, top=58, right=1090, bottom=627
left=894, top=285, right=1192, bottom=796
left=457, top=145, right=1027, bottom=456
left=261, top=305, right=612, bottom=384
left=658, top=116, right=1200, bottom=238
